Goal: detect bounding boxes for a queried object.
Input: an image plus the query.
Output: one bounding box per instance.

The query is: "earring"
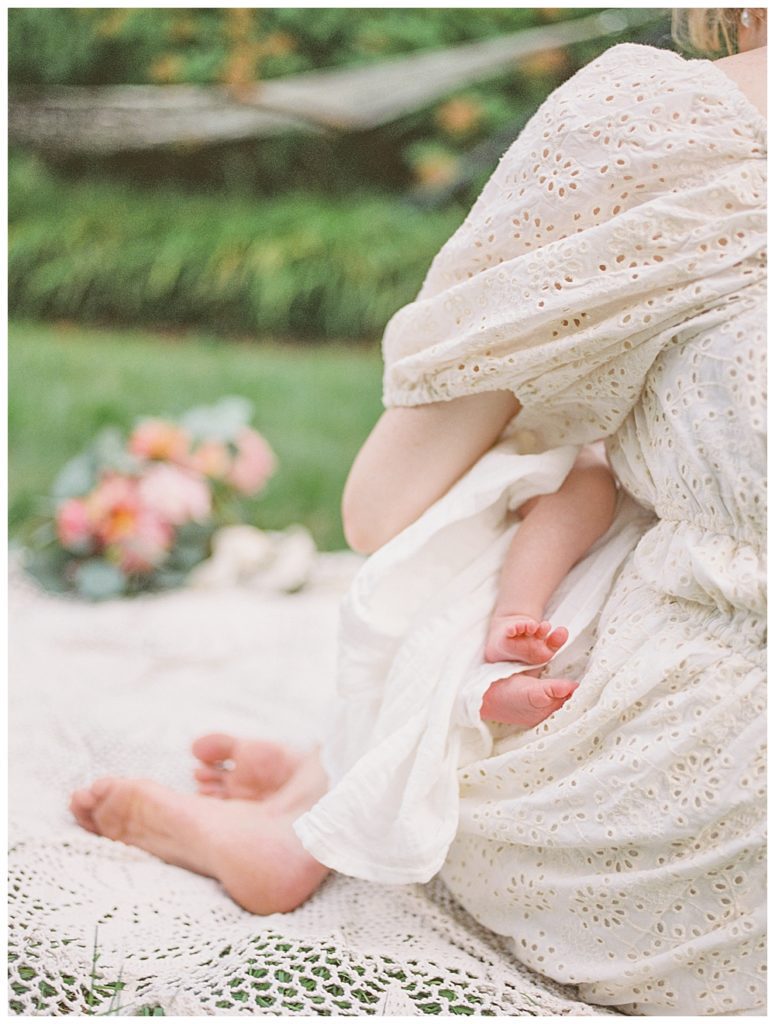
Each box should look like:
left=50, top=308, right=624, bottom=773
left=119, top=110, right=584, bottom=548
left=740, top=8, right=752, bottom=28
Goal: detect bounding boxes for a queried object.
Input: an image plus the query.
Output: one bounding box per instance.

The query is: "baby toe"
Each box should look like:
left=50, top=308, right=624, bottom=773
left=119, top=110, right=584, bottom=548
left=546, top=679, right=578, bottom=701
left=547, top=626, right=569, bottom=651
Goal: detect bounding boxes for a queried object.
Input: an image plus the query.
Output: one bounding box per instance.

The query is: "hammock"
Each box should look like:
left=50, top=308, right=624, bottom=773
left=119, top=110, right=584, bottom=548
left=9, top=8, right=663, bottom=152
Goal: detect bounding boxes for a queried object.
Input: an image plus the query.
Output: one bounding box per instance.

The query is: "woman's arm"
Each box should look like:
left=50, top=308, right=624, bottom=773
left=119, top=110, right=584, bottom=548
left=342, top=390, right=521, bottom=554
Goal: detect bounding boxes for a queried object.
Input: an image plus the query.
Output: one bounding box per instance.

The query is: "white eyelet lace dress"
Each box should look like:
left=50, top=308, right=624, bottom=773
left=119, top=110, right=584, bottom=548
left=295, top=43, right=767, bottom=1015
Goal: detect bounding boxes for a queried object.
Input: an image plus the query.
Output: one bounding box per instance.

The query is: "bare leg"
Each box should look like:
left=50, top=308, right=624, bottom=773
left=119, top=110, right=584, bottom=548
left=69, top=747, right=329, bottom=915
left=482, top=446, right=616, bottom=726
left=485, top=447, right=617, bottom=664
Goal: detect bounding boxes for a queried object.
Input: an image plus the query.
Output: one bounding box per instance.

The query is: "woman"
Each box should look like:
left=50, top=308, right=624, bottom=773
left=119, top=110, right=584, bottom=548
left=71, top=9, right=766, bottom=1015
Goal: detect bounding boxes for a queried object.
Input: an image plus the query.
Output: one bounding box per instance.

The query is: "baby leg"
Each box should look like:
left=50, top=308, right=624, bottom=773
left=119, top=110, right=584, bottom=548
left=485, top=445, right=617, bottom=665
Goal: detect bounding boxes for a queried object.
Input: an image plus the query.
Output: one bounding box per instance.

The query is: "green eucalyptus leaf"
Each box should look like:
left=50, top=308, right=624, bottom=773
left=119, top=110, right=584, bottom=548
left=73, top=560, right=127, bottom=601
left=152, top=567, right=189, bottom=590
left=62, top=536, right=95, bottom=557
left=28, top=519, right=58, bottom=548
left=52, top=453, right=97, bottom=500
left=93, top=427, right=140, bottom=474
left=24, top=546, right=71, bottom=594
left=180, top=396, right=253, bottom=443
left=167, top=541, right=209, bottom=571
left=175, top=520, right=214, bottom=546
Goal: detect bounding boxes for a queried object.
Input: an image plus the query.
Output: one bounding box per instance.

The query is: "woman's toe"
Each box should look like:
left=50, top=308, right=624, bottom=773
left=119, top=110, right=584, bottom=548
left=194, top=765, right=225, bottom=785
left=197, top=784, right=226, bottom=799
left=70, top=786, right=96, bottom=811
left=69, top=787, right=99, bottom=832
left=191, top=732, right=237, bottom=766
left=91, top=777, right=115, bottom=799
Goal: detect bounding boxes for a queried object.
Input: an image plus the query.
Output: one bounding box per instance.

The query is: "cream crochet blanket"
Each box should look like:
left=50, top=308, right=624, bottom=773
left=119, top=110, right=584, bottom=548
left=9, top=557, right=615, bottom=1016
left=6, top=561, right=618, bottom=1015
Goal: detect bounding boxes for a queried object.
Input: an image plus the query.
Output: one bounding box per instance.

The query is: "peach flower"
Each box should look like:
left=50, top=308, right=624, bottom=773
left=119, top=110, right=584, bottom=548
left=88, top=475, right=144, bottom=545
left=227, top=428, right=276, bottom=496
left=138, top=463, right=211, bottom=526
left=189, top=440, right=232, bottom=480
left=129, top=418, right=190, bottom=463
left=109, top=510, right=174, bottom=573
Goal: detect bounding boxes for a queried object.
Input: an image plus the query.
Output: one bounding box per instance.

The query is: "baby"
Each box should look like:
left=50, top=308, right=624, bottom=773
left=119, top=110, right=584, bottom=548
left=482, top=442, right=617, bottom=728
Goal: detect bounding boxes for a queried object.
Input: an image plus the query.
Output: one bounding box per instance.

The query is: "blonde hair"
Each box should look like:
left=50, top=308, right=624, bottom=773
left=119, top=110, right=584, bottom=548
left=671, top=8, right=763, bottom=57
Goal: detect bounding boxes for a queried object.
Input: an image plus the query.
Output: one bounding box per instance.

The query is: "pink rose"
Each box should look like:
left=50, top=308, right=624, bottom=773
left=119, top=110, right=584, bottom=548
left=110, top=510, right=174, bottom=573
left=227, top=428, right=276, bottom=496
left=138, top=463, right=211, bottom=526
left=189, top=440, right=232, bottom=480
left=56, top=498, right=94, bottom=552
left=129, top=419, right=190, bottom=463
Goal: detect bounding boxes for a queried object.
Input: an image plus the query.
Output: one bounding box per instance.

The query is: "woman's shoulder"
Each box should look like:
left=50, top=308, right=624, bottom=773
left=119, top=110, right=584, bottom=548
left=549, top=42, right=685, bottom=108
left=418, top=38, right=764, bottom=302
left=490, top=40, right=766, bottom=187
left=548, top=41, right=765, bottom=139
left=577, top=40, right=685, bottom=78
left=569, top=40, right=702, bottom=89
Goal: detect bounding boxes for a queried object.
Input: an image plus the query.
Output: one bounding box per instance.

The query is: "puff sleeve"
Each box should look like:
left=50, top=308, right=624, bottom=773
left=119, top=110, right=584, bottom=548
left=381, top=43, right=766, bottom=447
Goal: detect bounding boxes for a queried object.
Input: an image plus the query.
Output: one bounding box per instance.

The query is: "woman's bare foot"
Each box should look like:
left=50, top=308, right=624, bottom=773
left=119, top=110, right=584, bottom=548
left=191, top=733, right=303, bottom=800
left=484, top=614, right=568, bottom=665
left=480, top=671, right=578, bottom=728
left=69, top=749, right=329, bottom=915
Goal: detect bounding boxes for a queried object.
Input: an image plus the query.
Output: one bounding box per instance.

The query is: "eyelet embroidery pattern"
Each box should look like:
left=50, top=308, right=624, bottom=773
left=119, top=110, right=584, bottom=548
left=381, top=43, right=766, bottom=1015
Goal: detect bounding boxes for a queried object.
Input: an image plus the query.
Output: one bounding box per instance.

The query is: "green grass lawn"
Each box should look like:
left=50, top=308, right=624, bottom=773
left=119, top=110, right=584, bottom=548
left=9, top=320, right=384, bottom=551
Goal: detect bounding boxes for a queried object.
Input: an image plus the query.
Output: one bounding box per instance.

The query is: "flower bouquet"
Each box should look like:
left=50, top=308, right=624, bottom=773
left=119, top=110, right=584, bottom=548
left=25, top=397, right=276, bottom=600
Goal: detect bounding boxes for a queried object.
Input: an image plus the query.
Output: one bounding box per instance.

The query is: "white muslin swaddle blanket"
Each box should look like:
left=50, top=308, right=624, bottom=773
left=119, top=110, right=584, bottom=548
left=294, top=432, right=652, bottom=883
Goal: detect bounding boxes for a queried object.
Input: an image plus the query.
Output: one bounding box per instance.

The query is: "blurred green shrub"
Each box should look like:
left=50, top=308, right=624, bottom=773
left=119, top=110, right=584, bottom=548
left=9, top=9, right=669, bottom=339
left=9, top=154, right=463, bottom=340
left=9, top=8, right=639, bottom=200
left=9, top=8, right=592, bottom=86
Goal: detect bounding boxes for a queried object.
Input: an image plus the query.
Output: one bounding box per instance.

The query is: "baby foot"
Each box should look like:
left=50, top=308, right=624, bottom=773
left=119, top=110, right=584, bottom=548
left=480, top=673, right=578, bottom=728
left=485, top=614, right=568, bottom=665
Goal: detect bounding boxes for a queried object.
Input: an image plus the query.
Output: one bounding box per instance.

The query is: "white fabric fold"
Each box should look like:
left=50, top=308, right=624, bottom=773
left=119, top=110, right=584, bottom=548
left=294, top=437, right=651, bottom=883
